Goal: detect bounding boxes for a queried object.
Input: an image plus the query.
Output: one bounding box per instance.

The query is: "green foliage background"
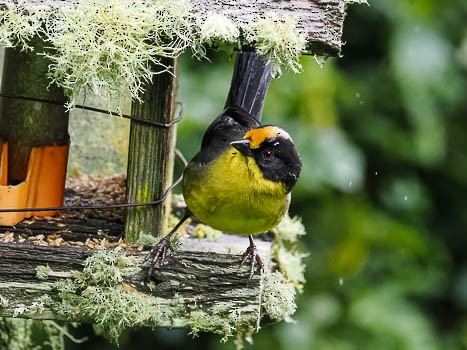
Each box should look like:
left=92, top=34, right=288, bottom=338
left=64, top=0, right=467, bottom=349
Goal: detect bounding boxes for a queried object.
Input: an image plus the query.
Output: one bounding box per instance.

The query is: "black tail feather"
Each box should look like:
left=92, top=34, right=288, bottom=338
left=224, top=51, right=272, bottom=122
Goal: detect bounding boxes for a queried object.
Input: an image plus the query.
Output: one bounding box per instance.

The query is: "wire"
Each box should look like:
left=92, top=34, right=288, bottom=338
left=0, top=93, right=184, bottom=128
left=0, top=149, right=188, bottom=213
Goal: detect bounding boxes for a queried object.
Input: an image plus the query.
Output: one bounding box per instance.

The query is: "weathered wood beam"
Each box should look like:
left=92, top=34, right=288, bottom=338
left=124, top=58, right=178, bottom=243
left=0, top=235, right=271, bottom=329
left=0, top=0, right=346, bottom=56
left=192, top=0, right=345, bottom=56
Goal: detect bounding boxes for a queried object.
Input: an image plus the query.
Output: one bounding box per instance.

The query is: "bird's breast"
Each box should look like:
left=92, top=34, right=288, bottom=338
left=182, top=148, right=289, bottom=234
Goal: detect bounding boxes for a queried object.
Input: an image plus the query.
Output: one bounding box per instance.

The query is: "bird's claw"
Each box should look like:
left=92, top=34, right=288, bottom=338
left=241, top=235, right=265, bottom=280
left=143, top=235, right=171, bottom=280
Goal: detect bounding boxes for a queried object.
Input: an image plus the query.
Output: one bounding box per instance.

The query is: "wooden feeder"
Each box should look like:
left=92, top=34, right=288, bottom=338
left=0, top=0, right=355, bottom=344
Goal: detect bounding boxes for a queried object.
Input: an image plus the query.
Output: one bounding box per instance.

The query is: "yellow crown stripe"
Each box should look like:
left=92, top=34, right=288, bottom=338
left=243, top=126, right=288, bottom=149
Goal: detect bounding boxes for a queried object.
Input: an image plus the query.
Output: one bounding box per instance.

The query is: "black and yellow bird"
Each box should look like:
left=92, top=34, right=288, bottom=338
left=146, top=51, right=302, bottom=279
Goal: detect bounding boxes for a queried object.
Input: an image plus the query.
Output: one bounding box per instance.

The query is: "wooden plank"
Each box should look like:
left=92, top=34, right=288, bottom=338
left=0, top=235, right=272, bottom=331
left=0, top=0, right=345, bottom=56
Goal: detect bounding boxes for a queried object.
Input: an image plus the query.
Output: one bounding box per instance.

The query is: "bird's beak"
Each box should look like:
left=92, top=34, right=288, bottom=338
left=230, top=139, right=252, bottom=156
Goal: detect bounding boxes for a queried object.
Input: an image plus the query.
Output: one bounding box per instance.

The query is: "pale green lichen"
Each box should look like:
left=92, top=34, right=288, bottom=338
left=188, top=305, right=256, bottom=343
left=42, top=0, right=194, bottom=109
left=0, top=1, right=49, bottom=50
left=244, top=13, right=307, bottom=77
left=198, top=13, right=240, bottom=47
left=12, top=299, right=47, bottom=318
left=0, top=318, right=86, bottom=350
left=271, top=214, right=308, bottom=292
left=36, top=264, right=53, bottom=280
left=46, top=247, right=178, bottom=343
left=261, top=271, right=297, bottom=322
left=0, top=1, right=308, bottom=110
left=0, top=294, right=8, bottom=307
left=77, top=246, right=136, bottom=287
left=273, top=243, right=308, bottom=292
left=272, top=215, right=306, bottom=243
left=41, top=246, right=257, bottom=344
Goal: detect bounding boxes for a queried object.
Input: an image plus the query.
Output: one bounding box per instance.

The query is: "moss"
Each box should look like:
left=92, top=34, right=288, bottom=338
left=0, top=2, right=308, bottom=110
left=261, top=272, right=296, bottom=322
left=36, top=265, right=53, bottom=280
left=136, top=232, right=159, bottom=248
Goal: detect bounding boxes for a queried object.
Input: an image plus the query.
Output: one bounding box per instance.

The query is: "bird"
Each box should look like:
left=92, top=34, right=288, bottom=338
left=145, top=51, right=302, bottom=279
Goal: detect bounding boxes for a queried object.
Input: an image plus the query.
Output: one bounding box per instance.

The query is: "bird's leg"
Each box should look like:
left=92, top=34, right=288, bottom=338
left=143, top=211, right=191, bottom=279
left=241, top=234, right=265, bottom=280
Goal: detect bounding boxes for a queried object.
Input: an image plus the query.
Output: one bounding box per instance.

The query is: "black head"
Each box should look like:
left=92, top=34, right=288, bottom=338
left=231, top=126, right=302, bottom=192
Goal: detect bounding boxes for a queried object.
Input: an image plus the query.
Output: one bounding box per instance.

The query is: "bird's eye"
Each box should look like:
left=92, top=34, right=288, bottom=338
left=261, top=150, right=274, bottom=161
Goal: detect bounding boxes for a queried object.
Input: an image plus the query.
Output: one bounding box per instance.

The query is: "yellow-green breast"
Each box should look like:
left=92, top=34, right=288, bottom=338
left=182, top=147, right=289, bottom=235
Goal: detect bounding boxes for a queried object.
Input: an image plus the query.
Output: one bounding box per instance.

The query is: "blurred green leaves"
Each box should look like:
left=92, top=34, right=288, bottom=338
left=175, top=1, right=467, bottom=349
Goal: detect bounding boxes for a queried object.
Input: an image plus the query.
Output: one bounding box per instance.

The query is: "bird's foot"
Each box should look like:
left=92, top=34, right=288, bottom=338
left=241, top=235, right=265, bottom=280
left=143, top=234, right=173, bottom=280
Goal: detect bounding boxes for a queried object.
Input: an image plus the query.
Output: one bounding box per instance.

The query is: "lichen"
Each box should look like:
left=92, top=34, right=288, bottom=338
left=244, top=13, right=307, bottom=77
left=65, top=246, right=135, bottom=287
left=193, top=223, right=223, bottom=239
left=261, top=271, right=296, bottom=322
left=198, top=13, right=240, bottom=47
left=0, top=318, right=86, bottom=350
left=188, top=305, right=255, bottom=343
left=12, top=299, right=47, bottom=318
left=273, top=243, right=308, bottom=292
left=36, top=264, right=53, bottom=280
left=41, top=0, right=194, bottom=110
left=44, top=247, right=178, bottom=343
left=0, top=1, right=49, bottom=50
left=39, top=246, right=256, bottom=345
left=0, top=1, right=308, bottom=110
left=271, top=214, right=308, bottom=292
left=272, top=215, right=306, bottom=243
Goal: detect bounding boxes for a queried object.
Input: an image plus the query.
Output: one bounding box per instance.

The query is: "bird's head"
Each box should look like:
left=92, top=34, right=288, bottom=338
left=230, top=125, right=302, bottom=191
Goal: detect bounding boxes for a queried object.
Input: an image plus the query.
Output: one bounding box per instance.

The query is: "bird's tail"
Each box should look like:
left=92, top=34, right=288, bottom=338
left=224, top=51, right=272, bottom=122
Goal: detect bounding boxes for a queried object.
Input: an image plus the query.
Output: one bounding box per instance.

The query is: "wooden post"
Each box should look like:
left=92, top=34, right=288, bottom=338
left=0, top=37, right=69, bottom=184
left=124, top=58, right=178, bottom=243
